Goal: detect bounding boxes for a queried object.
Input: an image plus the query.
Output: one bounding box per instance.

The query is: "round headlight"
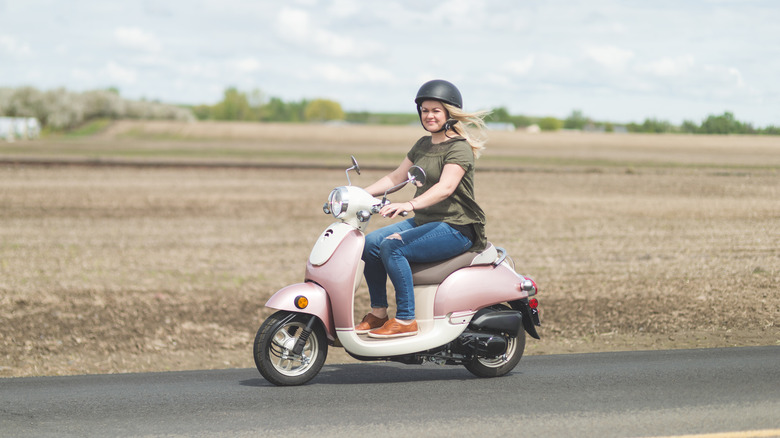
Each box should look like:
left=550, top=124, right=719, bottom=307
left=328, top=187, right=349, bottom=218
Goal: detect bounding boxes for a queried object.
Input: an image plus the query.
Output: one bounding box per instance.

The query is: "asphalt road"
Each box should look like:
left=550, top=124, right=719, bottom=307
left=1, top=346, right=778, bottom=437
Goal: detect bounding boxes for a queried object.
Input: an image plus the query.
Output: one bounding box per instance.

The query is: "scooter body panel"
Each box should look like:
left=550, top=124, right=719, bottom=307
left=434, top=261, right=529, bottom=316
left=265, top=282, right=335, bottom=340
left=304, top=225, right=365, bottom=330
left=335, top=316, right=473, bottom=357
left=309, top=222, right=359, bottom=266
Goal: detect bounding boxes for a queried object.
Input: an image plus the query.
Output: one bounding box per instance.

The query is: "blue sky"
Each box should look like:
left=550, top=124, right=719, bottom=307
left=1, top=0, right=777, bottom=126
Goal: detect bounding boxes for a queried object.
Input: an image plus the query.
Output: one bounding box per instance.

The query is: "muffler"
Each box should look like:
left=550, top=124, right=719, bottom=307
left=467, top=309, right=523, bottom=337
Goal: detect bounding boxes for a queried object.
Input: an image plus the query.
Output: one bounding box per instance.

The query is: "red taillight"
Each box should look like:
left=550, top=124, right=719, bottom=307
left=529, top=298, right=539, bottom=309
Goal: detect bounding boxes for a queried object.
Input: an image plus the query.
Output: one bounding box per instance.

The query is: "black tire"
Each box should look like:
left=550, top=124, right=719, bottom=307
left=253, top=311, right=328, bottom=386
left=464, top=305, right=526, bottom=378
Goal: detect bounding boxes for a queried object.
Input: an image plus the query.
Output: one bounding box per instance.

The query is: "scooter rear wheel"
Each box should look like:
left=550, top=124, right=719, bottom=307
left=253, top=311, right=328, bottom=386
left=464, top=311, right=526, bottom=378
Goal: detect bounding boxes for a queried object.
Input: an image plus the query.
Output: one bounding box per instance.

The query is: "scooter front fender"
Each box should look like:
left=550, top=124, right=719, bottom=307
left=265, top=282, right=335, bottom=341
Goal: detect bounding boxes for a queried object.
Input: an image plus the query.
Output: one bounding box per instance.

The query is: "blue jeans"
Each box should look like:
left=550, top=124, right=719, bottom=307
left=362, top=219, right=473, bottom=320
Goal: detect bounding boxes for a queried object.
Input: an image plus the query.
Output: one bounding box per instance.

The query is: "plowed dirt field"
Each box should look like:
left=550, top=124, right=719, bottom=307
left=1, top=121, right=777, bottom=377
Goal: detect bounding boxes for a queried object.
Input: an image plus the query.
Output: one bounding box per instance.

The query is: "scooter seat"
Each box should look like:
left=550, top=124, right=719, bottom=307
left=411, top=243, right=498, bottom=285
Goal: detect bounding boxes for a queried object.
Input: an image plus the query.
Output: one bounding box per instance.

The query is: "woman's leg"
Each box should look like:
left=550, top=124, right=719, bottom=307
left=362, top=219, right=416, bottom=311
left=378, top=222, right=472, bottom=320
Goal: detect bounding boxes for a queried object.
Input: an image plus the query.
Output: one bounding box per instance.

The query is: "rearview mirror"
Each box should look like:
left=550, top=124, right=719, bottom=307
left=381, top=165, right=428, bottom=206
left=350, top=155, right=361, bottom=175
left=345, top=155, right=361, bottom=185
left=407, top=166, right=426, bottom=187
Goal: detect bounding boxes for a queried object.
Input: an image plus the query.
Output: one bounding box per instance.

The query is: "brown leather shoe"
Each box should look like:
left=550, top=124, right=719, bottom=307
left=355, top=313, right=389, bottom=334
left=368, top=318, right=418, bottom=338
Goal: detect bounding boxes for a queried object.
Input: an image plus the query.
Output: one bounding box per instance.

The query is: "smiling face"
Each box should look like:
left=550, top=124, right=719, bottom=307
left=419, top=100, right=448, bottom=133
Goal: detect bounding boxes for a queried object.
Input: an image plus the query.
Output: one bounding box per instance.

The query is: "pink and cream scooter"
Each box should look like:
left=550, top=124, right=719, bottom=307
left=253, top=157, right=540, bottom=386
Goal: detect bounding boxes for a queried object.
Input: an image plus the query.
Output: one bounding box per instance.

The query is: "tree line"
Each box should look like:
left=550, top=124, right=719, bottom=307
left=195, top=88, right=778, bottom=135
left=0, top=87, right=193, bottom=131
left=188, top=87, right=345, bottom=123
left=1, top=86, right=777, bottom=135
left=489, top=109, right=780, bottom=135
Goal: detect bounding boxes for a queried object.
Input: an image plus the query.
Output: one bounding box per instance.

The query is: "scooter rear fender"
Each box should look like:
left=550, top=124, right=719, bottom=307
left=265, top=282, right=335, bottom=341
left=434, top=261, right=529, bottom=316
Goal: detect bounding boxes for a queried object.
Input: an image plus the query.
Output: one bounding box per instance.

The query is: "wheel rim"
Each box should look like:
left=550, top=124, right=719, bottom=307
left=268, top=321, right=319, bottom=377
left=476, top=336, right=516, bottom=368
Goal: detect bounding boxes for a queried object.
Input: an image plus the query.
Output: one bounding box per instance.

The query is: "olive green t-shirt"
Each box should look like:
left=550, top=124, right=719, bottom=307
left=406, top=136, right=488, bottom=252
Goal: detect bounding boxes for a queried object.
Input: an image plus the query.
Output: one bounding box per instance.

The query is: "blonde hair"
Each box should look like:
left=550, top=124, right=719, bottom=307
left=443, top=103, right=491, bottom=159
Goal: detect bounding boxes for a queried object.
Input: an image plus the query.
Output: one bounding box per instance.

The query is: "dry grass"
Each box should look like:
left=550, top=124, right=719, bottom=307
left=1, top=121, right=778, bottom=377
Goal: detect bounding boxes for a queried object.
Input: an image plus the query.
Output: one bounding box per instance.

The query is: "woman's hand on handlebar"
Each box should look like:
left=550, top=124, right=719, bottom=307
left=380, top=201, right=415, bottom=218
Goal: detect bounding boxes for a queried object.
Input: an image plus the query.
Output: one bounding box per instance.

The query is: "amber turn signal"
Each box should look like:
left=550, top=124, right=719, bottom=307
left=294, top=295, right=309, bottom=309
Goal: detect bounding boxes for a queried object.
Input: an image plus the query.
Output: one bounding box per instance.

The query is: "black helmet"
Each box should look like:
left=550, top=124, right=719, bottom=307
left=414, top=79, right=462, bottom=109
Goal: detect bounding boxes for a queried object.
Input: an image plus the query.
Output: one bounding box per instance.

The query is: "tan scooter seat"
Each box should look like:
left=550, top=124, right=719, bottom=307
left=411, top=243, right=498, bottom=285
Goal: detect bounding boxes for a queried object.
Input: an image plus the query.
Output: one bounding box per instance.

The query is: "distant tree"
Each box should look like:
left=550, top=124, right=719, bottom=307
left=261, top=97, right=288, bottom=122
left=699, top=111, right=755, bottom=134
left=762, top=125, right=780, bottom=135
left=490, top=107, right=512, bottom=123
left=563, top=110, right=589, bottom=130
left=626, top=122, right=641, bottom=133
left=510, top=114, right=534, bottom=128
left=345, top=112, right=418, bottom=125
left=304, top=99, right=344, bottom=122
left=82, top=89, right=125, bottom=119
left=211, top=87, right=255, bottom=121
left=192, top=104, right=212, bottom=120
left=247, top=89, right=265, bottom=119
left=538, top=116, right=562, bottom=131
left=261, top=97, right=307, bottom=122
left=700, top=112, right=735, bottom=134
left=0, top=86, right=193, bottom=130
left=641, top=118, right=674, bottom=133
left=345, top=111, right=370, bottom=124
left=680, top=120, right=699, bottom=134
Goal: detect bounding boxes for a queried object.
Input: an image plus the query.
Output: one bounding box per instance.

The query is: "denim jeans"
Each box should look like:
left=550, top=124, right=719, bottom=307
left=362, top=218, right=473, bottom=320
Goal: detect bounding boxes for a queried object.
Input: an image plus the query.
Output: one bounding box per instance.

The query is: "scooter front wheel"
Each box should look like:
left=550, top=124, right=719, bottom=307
left=253, top=311, right=328, bottom=386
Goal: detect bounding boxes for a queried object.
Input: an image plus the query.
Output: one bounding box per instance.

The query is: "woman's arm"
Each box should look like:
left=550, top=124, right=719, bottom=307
left=364, top=157, right=414, bottom=197
left=380, top=163, right=465, bottom=218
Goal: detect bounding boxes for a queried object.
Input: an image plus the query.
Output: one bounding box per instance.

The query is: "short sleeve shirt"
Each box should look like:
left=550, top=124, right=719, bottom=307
left=406, top=136, right=487, bottom=252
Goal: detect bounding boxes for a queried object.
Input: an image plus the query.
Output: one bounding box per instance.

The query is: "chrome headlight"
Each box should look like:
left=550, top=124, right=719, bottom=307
left=328, top=187, right=349, bottom=218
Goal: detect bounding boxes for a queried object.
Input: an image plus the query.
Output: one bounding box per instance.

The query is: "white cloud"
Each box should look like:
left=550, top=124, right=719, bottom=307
left=275, top=7, right=380, bottom=57
left=231, top=57, right=263, bottom=74
left=505, top=55, right=535, bottom=76
left=313, top=63, right=395, bottom=84
left=483, top=73, right=513, bottom=88
left=114, top=27, right=162, bottom=53
left=276, top=8, right=310, bottom=43
left=728, top=67, right=746, bottom=89
left=0, top=35, right=32, bottom=56
left=584, top=45, right=634, bottom=70
left=103, top=62, right=137, bottom=84
left=430, top=0, right=488, bottom=28
left=701, top=64, right=752, bottom=95
left=70, top=68, right=94, bottom=81
left=639, top=55, right=695, bottom=77
left=326, top=0, right=361, bottom=18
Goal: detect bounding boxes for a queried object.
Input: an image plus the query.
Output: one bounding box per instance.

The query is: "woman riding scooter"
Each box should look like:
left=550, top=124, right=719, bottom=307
left=356, top=79, right=492, bottom=339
